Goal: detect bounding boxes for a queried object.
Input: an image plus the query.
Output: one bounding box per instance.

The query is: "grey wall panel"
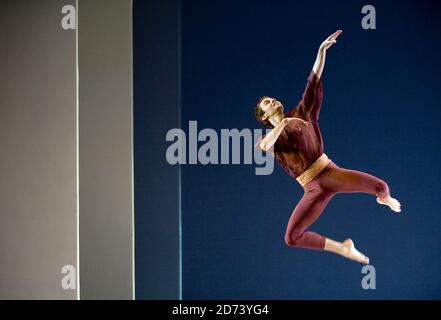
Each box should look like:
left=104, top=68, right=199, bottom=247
left=78, top=0, right=134, bottom=299
left=0, top=0, right=78, bottom=299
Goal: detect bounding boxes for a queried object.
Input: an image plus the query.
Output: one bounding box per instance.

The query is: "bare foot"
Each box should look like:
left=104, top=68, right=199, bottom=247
left=377, top=196, right=401, bottom=213
left=340, top=239, right=369, bottom=264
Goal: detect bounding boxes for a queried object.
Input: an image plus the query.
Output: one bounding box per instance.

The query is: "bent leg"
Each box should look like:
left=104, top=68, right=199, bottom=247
left=284, top=179, right=370, bottom=263
left=321, top=162, right=390, bottom=198
left=284, top=186, right=334, bottom=250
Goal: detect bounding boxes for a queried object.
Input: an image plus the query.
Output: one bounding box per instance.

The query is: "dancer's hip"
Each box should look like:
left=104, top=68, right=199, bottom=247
left=296, top=153, right=332, bottom=187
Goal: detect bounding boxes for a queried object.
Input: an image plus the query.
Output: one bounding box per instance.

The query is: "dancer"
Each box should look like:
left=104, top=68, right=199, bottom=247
left=255, top=30, right=401, bottom=264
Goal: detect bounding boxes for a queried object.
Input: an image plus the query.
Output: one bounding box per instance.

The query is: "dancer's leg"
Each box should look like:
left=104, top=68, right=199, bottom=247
left=321, top=162, right=390, bottom=197
left=284, top=183, right=369, bottom=264
left=284, top=185, right=334, bottom=250
left=321, top=162, right=401, bottom=212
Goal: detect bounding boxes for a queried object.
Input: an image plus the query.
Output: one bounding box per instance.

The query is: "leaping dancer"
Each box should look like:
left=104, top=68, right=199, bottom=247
left=255, top=30, right=401, bottom=264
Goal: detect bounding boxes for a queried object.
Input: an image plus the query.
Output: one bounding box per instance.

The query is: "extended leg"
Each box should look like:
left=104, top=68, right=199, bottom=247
left=322, top=162, right=401, bottom=212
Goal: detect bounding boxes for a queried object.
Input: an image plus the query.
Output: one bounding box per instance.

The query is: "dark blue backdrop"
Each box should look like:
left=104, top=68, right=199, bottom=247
left=136, top=0, right=441, bottom=299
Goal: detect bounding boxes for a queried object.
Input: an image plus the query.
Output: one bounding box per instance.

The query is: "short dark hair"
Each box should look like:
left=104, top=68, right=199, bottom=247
left=255, top=96, right=274, bottom=129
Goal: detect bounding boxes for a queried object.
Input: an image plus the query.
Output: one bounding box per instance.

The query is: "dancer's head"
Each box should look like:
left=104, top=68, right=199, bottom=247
left=255, top=96, right=284, bottom=129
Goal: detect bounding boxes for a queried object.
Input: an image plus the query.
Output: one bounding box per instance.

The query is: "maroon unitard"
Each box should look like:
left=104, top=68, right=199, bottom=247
left=264, top=71, right=390, bottom=250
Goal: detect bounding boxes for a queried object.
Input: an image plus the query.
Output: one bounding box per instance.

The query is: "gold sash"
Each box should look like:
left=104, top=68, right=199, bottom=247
left=296, top=153, right=331, bottom=187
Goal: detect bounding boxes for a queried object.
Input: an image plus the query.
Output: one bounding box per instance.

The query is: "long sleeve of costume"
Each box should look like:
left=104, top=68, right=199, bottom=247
left=287, top=71, right=323, bottom=122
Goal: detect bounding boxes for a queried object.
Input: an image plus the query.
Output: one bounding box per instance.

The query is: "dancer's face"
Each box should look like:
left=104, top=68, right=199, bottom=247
left=259, top=97, right=284, bottom=121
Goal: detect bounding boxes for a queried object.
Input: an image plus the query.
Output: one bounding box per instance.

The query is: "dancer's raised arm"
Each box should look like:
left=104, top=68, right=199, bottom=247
left=312, top=30, right=342, bottom=79
left=294, top=30, right=342, bottom=121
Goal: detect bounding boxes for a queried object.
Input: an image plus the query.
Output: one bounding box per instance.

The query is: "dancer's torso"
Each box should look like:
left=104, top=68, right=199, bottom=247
left=274, top=109, right=324, bottom=178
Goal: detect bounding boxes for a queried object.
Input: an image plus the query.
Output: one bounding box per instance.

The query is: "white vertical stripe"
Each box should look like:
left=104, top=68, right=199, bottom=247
left=130, top=0, right=136, bottom=300
left=75, top=0, right=80, bottom=300
left=178, top=0, right=182, bottom=301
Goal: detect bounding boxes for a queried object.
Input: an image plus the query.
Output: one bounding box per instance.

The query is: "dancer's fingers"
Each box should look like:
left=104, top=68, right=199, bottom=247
left=328, top=29, right=342, bottom=41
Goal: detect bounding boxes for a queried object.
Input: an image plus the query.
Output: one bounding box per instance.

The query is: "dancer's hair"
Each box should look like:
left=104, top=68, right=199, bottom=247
left=255, top=96, right=274, bottom=129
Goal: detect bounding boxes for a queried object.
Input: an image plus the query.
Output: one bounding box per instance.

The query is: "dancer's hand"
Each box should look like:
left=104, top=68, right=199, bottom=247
left=319, top=29, right=342, bottom=51
left=282, top=117, right=311, bottom=128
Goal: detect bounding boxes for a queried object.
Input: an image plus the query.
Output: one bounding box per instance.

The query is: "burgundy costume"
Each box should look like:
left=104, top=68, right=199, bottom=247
left=263, top=71, right=390, bottom=250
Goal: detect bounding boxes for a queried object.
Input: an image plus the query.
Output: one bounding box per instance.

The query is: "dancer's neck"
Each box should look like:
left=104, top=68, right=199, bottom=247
left=269, top=114, right=284, bottom=127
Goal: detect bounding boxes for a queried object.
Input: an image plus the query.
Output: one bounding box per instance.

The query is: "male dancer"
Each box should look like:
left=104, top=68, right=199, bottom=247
left=255, top=30, right=401, bottom=264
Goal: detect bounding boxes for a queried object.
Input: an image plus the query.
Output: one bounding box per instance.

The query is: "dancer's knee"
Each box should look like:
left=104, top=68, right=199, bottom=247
left=284, top=230, right=303, bottom=247
left=375, top=179, right=390, bottom=198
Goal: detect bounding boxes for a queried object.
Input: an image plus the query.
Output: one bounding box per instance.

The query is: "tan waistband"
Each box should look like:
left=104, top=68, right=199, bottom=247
left=296, top=153, right=331, bottom=187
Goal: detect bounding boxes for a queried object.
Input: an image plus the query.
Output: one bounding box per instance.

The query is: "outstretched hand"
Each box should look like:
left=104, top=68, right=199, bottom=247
left=320, top=29, right=342, bottom=51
